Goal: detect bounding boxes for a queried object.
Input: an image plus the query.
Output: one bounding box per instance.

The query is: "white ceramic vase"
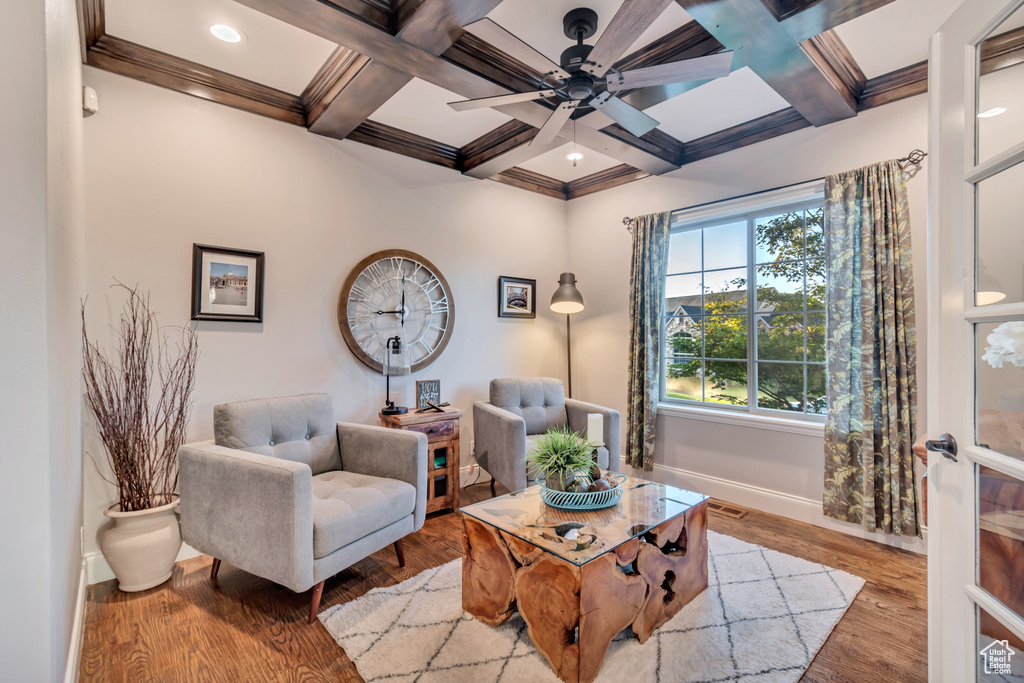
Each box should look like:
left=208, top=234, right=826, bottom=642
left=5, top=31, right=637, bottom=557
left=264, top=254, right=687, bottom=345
left=100, top=495, right=182, bottom=592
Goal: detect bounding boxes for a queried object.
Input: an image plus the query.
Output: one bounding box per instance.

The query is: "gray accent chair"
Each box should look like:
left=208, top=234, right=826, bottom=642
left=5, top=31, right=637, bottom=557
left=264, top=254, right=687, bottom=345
left=178, top=393, right=427, bottom=623
left=473, top=378, right=620, bottom=493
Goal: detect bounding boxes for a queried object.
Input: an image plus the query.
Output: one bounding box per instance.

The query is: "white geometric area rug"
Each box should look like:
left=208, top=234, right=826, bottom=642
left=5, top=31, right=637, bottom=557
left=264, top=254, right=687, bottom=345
left=320, top=531, right=865, bottom=683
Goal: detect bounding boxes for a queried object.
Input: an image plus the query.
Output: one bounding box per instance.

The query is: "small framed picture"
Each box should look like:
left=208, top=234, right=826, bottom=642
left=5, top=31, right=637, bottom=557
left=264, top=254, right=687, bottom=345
left=497, top=276, right=536, bottom=318
left=191, top=244, right=265, bottom=323
left=416, top=380, right=441, bottom=410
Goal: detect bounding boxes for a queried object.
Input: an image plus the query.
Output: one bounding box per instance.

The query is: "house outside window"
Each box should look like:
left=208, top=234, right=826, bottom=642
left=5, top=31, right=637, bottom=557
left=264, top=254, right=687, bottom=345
left=661, top=184, right=827, bottom=420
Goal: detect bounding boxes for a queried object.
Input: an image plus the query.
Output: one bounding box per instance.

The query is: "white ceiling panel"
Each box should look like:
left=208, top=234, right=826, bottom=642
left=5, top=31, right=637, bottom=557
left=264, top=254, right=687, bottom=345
left=370, top=79, right=512, bottom=147
left=105, top=0, right=337, bottom=94
left=643, top=66, right=790, bottom=141
left=486, top=0, right=692, bottom=69
left=518, top=142, right=621, bottom=182
left=833, top=0, right=962, bottom=79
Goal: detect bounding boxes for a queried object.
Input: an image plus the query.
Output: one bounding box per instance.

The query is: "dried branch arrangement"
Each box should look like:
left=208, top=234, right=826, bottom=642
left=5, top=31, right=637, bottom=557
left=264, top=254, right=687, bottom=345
left=82, top=282, right=199, bottom=512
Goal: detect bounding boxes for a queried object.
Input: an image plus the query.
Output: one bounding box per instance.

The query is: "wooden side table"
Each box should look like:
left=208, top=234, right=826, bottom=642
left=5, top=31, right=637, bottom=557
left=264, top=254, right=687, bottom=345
left=379, top=407, right=462, bottom=513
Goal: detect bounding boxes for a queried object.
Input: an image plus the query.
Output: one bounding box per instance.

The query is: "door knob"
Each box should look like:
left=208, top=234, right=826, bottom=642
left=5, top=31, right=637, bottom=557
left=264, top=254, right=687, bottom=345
left=925, top=433, right=958, bottom=462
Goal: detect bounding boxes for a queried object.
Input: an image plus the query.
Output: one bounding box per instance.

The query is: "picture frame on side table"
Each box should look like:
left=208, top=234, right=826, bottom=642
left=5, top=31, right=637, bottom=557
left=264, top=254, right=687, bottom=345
left=497, top=276, right=536, bottom=319
left=416, top=380, right=441, bottom=410
left=191, top=243, right=265, bottom=322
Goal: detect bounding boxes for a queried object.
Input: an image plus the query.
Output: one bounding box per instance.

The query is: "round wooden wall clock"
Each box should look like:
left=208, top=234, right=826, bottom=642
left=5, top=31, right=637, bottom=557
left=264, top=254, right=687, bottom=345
left=338, top=249, right=455, bottom=373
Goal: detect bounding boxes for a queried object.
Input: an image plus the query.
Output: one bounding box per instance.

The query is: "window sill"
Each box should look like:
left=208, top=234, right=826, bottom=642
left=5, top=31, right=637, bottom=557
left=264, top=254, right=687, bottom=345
left=657, top=403, right=826, bottom=438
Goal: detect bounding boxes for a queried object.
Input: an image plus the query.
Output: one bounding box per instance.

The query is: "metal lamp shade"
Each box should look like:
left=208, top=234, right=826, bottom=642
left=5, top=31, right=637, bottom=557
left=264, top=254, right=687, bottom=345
left=550, top=272, right=584, bottom=314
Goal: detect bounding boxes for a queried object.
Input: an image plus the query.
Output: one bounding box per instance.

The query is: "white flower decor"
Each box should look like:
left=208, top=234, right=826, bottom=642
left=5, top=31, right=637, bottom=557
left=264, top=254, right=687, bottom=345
left=982, top=321, right=1024, bottom=368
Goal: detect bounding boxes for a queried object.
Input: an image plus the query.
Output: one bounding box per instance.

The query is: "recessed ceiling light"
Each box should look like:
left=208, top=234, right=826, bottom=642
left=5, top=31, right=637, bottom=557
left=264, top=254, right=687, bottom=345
left=978, top=107, right=1006, bottom=118
left=210, top=24, right=243, bottom=43
left=566, top=151, right=584, bottom=161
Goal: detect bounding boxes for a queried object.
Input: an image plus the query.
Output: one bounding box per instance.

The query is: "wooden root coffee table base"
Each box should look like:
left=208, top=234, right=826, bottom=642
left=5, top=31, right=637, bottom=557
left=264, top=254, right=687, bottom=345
left=461, top=500, right=708, bottom=683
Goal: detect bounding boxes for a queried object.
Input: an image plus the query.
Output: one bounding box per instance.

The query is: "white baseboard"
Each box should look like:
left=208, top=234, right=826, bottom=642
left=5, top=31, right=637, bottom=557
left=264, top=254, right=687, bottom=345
left=85, top=542, right=203, bottom=585
left=631, top=458, right=927, bottom=554
left=64, top=558, right=88, bottom=683
left=459, top=464, right=490, bottom=489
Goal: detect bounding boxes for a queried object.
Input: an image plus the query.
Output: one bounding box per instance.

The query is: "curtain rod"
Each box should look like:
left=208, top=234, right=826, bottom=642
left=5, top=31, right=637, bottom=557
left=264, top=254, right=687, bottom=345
left=623, top=149, right=928, bottom=233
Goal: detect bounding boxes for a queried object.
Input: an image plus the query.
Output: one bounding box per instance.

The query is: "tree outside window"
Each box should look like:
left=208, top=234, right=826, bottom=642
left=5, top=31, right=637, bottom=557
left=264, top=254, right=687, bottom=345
left=664, top=204, right=826, bottom=417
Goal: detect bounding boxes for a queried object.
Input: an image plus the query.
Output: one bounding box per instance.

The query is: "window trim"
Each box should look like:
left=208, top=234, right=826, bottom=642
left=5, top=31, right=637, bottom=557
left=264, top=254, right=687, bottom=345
left=660, top=181, right=827, bottom=423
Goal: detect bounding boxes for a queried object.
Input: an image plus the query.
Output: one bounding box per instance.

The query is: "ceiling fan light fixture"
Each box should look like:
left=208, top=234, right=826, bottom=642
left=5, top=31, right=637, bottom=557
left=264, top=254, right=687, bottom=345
left=210, top=23, right=244, bottom=43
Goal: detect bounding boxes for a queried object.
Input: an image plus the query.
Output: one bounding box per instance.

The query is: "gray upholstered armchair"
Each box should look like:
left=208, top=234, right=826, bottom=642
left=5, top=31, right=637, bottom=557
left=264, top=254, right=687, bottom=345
left=178, top=393, right=427, bottom=623
left=473, top=378, right=620, bottom=493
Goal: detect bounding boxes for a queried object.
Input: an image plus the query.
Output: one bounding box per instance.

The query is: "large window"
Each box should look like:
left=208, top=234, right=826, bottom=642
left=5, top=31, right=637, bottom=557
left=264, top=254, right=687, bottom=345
left=662, top=196, right=826, bottom=418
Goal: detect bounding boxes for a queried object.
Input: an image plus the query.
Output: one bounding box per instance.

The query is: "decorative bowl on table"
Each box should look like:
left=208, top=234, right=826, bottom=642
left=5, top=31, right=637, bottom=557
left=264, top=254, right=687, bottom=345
left=537, top=474, right=627, bottom=510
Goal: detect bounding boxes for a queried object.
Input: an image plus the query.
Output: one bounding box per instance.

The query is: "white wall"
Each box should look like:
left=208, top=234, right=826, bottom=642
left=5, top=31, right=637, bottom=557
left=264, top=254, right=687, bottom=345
left=0, top=0, right=85, bottom=678
left=565, top=95, right=931, bottom=551
left=80, top=67, right=572, bottom=572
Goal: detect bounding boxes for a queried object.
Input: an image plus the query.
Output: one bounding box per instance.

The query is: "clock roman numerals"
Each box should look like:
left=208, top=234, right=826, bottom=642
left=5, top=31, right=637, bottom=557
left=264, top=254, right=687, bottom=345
left=340, top=251, right=454, bottom=374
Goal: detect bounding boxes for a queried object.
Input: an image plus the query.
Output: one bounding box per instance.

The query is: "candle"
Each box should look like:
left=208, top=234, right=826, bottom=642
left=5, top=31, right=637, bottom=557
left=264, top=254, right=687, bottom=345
left=587, top=413, right=604, bottom=447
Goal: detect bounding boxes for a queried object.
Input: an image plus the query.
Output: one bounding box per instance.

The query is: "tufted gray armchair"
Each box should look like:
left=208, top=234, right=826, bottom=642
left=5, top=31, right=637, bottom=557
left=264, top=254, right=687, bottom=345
left=178, top=393, right=427, bottom=623
left=473, top=378, right=620, bottom=493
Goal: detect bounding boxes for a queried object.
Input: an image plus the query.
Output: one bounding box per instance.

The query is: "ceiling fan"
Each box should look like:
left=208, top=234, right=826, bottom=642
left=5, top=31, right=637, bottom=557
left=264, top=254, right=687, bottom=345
left=448, top=5, right=734, bottom=145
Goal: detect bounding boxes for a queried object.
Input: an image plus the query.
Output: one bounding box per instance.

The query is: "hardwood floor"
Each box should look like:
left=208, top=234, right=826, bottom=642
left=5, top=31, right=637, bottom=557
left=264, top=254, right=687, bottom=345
left=79, top=483, right=927, bottom=683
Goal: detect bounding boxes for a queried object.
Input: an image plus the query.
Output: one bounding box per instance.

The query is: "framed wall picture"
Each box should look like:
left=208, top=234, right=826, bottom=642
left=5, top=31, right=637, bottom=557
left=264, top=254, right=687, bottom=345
left=191, top=244, right=265, bottom=322
left=497, top=276, right=536, bottom=318
left=416, top=379, right=441, bottom=410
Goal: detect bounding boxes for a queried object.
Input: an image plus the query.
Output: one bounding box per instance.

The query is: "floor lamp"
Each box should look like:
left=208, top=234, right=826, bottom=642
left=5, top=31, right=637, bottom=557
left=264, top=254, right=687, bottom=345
left=550, top=272, right=584, bottom=398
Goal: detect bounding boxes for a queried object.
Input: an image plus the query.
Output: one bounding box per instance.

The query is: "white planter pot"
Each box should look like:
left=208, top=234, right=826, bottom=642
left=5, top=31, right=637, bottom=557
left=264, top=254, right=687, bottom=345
left=100, top=495, right=182, bottom=592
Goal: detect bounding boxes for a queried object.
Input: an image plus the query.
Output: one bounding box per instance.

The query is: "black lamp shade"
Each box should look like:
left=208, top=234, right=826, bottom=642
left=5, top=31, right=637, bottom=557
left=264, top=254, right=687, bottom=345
left=550, top=272, right=584, bottom=314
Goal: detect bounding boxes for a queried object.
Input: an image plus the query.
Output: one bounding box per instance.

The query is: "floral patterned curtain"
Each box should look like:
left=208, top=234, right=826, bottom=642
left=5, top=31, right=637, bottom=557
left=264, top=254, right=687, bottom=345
left=823, top=160, right=920, bottom=536
left=626, top=212, right=671, bottom=471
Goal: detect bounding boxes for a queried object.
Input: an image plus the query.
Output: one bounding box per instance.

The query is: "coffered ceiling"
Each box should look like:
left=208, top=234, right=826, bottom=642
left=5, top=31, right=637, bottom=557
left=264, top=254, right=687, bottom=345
left=78, top=0, right=1024, bottom=201
left=104, top=0, right=336, bottom=93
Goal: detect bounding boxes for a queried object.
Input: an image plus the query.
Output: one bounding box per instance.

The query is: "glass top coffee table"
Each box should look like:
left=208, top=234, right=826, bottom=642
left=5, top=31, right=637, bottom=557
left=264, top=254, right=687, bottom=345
left=460, top=476, right=709, bottom=683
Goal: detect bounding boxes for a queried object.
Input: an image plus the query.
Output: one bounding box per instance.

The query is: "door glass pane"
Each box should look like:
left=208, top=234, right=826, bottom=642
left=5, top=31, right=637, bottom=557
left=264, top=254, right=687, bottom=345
left=977, top=603, right=1024, bottom=681
left=977, top=4, right=1024, bottom=164
left=978, top=466, right=1024, bottom=628
left=976, top=161, right=1024, bottom=307
left=977, top=321, right=1024, bottom=460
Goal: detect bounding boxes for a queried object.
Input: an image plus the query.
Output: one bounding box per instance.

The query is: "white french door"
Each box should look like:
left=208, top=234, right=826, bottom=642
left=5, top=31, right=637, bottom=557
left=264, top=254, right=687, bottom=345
left=929, top=0, right=1024, bottom=680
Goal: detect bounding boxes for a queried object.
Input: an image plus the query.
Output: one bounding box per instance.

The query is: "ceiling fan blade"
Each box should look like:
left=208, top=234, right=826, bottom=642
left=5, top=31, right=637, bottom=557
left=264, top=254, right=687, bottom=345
left=606, top=52, right=734, bottom=92
left=532, top=101, right=578, bottom=147
left=448, top=89, right=556, bottom=112
left=590, top=92, right=659, bottom=138
left=584, top=0, right=673, bottom=78
left=464, top=18, right=570, bottom=81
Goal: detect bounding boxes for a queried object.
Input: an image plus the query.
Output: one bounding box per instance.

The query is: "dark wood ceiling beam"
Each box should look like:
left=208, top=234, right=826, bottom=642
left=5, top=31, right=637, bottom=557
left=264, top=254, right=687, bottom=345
left=86, top=35, right=306, bottom=125
left=303, top=0, right=500, bottom=140
left=674, top=0, right=857, bottom=126
left=78, top=0, right=104, bottom=58
left=235, top=0, right=679, bottom=174
left=490, top=167, right=567, bottom=199
left=775, top=0, right=898, bottom=44
left=680, top=107, right=810, bottom=164
left=800, top=30, right=866, bottom=100
left=857, top=25, right=1024, bottom=111
left=347, top=119, right=460, bottom=168
left=301, top=47, right=372, bottom=124
left=321, top=0, right=392, bottom=32
left=565, top=164, right=650, bottom=199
